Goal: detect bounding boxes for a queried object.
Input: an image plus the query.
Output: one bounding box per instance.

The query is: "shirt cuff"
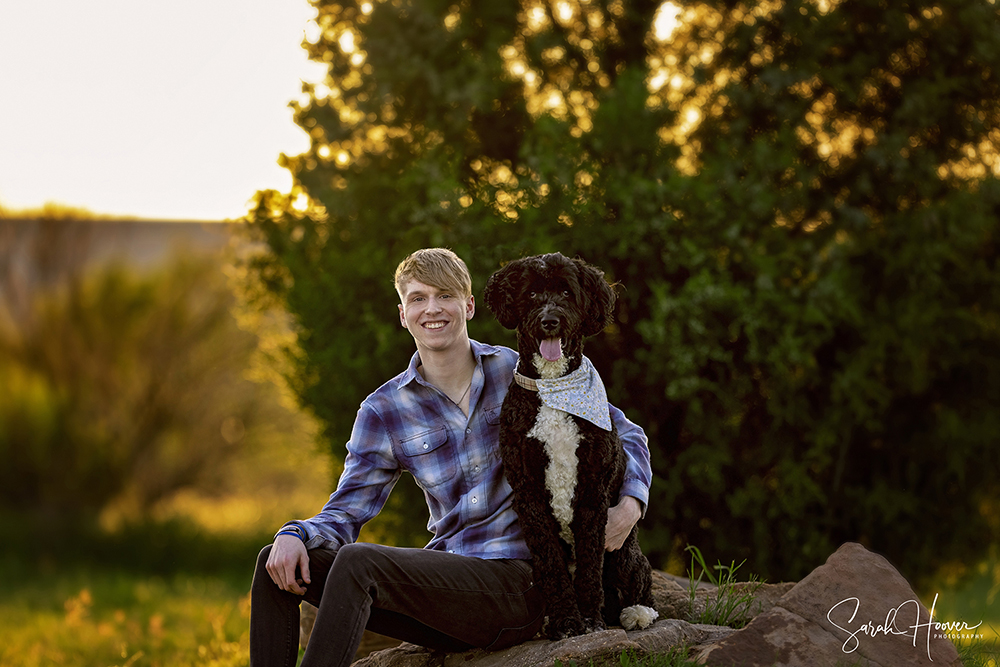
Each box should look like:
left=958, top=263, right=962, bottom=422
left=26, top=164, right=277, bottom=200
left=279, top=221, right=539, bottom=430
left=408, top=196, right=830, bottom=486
left=619, top=480, right=649, bottom=518
left=275, top=521, right=309, bottom=542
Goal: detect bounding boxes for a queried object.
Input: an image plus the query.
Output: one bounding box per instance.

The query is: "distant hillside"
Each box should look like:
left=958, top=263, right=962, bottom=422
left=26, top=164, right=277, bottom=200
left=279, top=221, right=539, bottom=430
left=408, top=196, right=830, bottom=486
left=0, top=219, right=234, bottom=271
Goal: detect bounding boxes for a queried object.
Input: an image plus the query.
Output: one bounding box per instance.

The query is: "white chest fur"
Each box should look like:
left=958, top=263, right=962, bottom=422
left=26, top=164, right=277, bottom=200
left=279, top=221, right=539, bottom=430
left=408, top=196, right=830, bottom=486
left=528, top=405, right=580, bottom=544
left=528, top=353, right=580, bottom=545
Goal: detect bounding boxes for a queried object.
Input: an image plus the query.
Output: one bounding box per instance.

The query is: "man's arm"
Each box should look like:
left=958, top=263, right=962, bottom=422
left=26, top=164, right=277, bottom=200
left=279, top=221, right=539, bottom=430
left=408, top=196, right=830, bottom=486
left=301, top=404, right=402, bottom=544
left=606, top=405, right=652, bottom=551
left=267, top=404, right=401, bottom=593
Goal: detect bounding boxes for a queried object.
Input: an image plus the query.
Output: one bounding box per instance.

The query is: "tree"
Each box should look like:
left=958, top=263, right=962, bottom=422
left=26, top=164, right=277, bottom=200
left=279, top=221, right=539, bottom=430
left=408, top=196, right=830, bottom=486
left=643, top=0, right=1000, bottom=582
left=242, top=0, right=1000, bottom=583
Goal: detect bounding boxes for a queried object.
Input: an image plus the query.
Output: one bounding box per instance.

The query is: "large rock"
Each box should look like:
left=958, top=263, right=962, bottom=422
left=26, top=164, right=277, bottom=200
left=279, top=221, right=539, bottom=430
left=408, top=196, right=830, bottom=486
left=696, top=542, right=962, bottom=667
left=301, top=569, right=793, bottom=666
left=353, top=621, right=737, bottom=667
left=347, top=571, right=799, bottom=667
left=303, top=543, right=955, bottom=667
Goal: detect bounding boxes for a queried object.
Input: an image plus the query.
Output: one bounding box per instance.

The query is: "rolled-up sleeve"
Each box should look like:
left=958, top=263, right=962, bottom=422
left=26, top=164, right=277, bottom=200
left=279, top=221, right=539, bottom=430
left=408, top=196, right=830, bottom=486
left=297, top=405, right=402, bottom=549
left=610, top=405, right=652, bottom=516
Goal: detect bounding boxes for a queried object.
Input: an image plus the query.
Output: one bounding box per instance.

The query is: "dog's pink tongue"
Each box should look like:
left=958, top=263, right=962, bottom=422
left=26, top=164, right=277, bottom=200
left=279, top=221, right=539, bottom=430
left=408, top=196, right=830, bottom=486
left=539, top=338, right=562, bottom=362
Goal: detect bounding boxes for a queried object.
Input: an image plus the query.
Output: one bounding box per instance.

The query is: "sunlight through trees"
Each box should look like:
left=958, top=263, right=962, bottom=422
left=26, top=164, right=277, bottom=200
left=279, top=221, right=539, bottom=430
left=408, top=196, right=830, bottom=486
left=242, top=0, right=1000, bottom=582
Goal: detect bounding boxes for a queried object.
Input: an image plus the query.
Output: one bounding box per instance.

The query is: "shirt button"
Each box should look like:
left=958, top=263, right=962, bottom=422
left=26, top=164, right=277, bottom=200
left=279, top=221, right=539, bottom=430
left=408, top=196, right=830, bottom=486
left=473, top=466, right=480, bottom=473
left=471, top=496, right=478, bottom=504
left=466, top=428, right=472, bottom=434
left=423, top=443, right=429, bottom=450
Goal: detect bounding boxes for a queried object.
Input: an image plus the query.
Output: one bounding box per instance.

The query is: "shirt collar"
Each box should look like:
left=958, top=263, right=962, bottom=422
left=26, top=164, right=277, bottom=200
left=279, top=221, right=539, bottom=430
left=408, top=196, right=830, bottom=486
left=398, top=339, right=500, bottom=390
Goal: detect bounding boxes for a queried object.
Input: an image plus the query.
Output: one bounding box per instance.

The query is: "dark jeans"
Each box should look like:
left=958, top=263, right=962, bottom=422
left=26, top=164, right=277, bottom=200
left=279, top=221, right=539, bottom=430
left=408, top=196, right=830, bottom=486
left=249, top=542, right=545, bottom=667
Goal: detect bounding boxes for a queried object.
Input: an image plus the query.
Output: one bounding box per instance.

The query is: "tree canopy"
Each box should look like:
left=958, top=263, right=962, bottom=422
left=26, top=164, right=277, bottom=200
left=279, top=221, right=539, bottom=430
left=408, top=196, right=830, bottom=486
left=243, top=0, right=1000, bottom=584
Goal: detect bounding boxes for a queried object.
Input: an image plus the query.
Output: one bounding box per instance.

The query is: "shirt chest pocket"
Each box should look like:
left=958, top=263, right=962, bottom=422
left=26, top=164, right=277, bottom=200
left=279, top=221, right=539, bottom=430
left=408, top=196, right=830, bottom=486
left=397, top=427, right=456, bottom=489
left=484, top=404, right=502, bottom=425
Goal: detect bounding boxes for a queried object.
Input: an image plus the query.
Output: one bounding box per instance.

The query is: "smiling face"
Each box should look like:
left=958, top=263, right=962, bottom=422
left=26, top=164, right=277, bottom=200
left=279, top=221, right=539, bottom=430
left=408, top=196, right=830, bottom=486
left=398, top=280, right=475, bottom=355
left=483, top=252, right=617, bottom=378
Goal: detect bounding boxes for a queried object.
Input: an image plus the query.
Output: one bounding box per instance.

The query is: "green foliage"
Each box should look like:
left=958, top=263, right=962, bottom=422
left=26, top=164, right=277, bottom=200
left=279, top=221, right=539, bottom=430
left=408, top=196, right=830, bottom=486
left=0, top=253, right=296, bottom=523
left=684, top=545, right=763, bottom=629
left=644, top=0, right=1000, bottom=584
left=243, top=0, right=1000, bottom=583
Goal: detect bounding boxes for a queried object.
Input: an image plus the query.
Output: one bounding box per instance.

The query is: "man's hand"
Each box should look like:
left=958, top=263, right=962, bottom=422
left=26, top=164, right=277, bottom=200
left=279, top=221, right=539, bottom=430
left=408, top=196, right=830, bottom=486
left=266, top=534, right=311, bottom=595
left=605, top=496, right=642, bottom=551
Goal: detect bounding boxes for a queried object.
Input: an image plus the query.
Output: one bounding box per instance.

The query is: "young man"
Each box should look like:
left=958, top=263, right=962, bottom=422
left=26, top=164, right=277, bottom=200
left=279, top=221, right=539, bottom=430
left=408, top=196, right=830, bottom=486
left=250, top=248, right=651, bottom=667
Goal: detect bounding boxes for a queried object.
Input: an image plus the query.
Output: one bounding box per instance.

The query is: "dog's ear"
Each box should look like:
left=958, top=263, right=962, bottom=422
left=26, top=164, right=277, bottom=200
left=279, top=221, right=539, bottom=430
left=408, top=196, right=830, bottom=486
left=484, top=260, right=523, bottom=329
left=577, top=259, right=617, bottom=337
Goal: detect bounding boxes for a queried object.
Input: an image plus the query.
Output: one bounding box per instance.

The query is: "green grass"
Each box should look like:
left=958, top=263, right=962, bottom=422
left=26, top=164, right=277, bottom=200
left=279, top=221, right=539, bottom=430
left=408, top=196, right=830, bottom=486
left=684, top=545, right=764, bottom=629
left=956, top=628, right=1000, bottom=667
left=0, top=514, right=266, bottom=667
left=0, top=561, right=251, bottom=667
left=924, top=548, right=1000, bottom=667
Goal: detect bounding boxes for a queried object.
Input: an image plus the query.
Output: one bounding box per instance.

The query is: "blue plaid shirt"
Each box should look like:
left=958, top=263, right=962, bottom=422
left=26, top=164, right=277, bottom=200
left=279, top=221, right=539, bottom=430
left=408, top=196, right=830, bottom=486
left=286, top=339, right=651, bottom=560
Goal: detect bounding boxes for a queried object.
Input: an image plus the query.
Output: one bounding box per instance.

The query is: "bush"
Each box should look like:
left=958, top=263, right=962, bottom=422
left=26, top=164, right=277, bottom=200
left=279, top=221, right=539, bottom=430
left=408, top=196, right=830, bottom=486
left=0, top=254, right=295, bottom=522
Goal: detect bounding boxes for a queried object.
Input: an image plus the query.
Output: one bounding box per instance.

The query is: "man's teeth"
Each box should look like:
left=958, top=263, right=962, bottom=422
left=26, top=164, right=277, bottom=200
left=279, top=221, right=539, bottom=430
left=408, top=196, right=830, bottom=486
left=425, top=322, right=445, bottom=329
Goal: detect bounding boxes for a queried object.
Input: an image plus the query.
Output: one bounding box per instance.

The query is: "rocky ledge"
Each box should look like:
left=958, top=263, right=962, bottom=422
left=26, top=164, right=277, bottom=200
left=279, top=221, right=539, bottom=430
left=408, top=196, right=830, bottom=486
left=301, top=542, right=960, bottom=667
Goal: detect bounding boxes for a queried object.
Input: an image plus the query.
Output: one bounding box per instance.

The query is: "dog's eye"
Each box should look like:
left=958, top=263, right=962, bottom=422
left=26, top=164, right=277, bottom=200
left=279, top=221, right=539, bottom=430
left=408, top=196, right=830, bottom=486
left=562, top=290, right=571, bottom=298
left=529, top=291, right=537, bottom=299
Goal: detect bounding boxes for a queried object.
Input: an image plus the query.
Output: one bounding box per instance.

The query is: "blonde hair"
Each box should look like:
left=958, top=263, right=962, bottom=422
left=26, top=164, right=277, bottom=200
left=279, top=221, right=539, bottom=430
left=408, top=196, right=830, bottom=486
left=394, top=248, right=472, bottom=300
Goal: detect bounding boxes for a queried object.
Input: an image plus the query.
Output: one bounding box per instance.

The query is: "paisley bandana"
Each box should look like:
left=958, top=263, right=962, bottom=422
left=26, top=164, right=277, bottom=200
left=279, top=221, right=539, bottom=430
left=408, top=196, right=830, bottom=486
left=512, top=356, right=613, bottom=431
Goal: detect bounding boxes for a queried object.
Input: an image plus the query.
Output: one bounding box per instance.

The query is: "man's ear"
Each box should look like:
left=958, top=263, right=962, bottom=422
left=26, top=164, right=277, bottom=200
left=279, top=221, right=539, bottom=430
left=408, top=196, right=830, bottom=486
left=399, top=303, right=407, bottom=328
left=483, top=261, right=522, bottom=329
left=466, top=295, right=475, bottom=320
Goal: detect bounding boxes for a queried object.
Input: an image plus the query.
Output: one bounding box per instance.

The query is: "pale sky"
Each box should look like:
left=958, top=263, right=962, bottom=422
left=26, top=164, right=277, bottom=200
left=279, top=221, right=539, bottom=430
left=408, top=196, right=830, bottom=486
left=0, top=0, right=325, bottom=221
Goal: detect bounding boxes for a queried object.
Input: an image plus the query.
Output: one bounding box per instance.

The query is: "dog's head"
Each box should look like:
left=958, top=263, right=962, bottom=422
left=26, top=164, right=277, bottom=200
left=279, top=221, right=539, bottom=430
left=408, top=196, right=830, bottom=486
left=484, top=253, right=616, bottom=368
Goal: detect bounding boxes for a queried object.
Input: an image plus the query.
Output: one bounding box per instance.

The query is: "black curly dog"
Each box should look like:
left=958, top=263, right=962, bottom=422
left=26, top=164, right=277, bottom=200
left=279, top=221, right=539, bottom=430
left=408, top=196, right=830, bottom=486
left=484, top=252, right=657, bottom=640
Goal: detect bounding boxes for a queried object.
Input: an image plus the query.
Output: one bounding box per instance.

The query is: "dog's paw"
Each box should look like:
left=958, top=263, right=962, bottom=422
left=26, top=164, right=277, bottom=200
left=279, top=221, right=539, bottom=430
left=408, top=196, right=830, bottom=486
left=581, top=617, right=607, bottom=634
left=544, top=615, right=587, bottom=640
left=620, top=605, right=659, bottom=630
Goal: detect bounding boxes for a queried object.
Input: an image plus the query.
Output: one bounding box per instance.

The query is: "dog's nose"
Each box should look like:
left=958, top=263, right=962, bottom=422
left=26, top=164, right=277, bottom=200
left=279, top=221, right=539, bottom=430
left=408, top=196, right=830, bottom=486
left=541, top=314, right=559, bottom=332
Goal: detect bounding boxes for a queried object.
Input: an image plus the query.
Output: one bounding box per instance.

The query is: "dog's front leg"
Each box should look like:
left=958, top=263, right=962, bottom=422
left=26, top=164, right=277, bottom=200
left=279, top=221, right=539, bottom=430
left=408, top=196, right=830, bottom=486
left=501, top=439, right=584, bottom=637
left=570, top=431, right=615, bottom=633
left=523, top=520, right=586, bottom=639
left=510, top=467, right=584, bottom=638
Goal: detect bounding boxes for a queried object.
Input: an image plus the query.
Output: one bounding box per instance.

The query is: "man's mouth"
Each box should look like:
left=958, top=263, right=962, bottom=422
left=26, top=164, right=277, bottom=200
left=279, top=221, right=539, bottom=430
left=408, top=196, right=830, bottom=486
left=424, top=321, right=446, bottom=330
left=539, top=337, right=562, bottom=362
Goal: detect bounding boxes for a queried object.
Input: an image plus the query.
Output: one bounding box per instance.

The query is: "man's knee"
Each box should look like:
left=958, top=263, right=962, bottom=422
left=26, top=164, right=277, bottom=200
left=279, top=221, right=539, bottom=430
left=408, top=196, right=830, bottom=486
left=253, top=545, right=280, bottom=595
left=256, top=544, right=274, bottom=573
left=332, top=542, right=382, bottom=578
left=329, top=543, right=406, bottom=597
